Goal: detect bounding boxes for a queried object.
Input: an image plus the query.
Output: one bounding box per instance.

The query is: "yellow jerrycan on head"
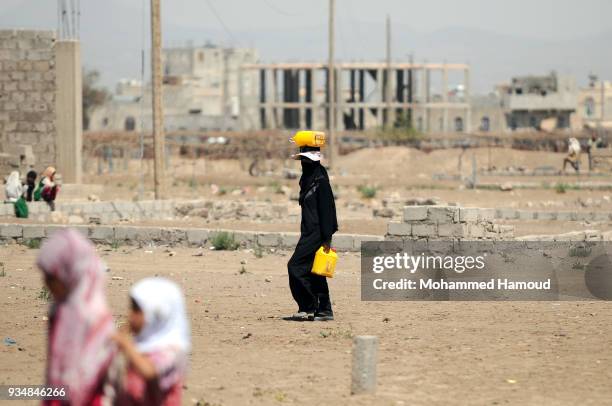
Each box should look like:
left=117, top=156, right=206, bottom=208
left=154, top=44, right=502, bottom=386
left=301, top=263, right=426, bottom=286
left=311, top=246, right=338, bottom=278
left=291, top=130, right=326, bottom=148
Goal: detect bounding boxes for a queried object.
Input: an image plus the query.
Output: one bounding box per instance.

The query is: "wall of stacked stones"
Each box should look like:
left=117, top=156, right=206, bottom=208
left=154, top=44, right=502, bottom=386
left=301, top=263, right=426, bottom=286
left=0, top=199, right=292, bottom=223
left=0, top=30, right=56, bottom=171
left=387, top=206, right=515, bottom=241
left=0, top=222, right=382, bottom=252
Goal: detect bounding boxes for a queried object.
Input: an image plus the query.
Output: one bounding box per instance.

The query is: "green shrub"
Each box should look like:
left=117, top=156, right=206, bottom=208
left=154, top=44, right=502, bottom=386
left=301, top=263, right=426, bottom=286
left=24, top=238, right=42, bottom=249
left=555, top=183, right=568, bottom=194
left=358, top=185, right=377, bottom=199
left=211, top=232, right=239, bottom=251
left=38, top=286, right=51, bottom=302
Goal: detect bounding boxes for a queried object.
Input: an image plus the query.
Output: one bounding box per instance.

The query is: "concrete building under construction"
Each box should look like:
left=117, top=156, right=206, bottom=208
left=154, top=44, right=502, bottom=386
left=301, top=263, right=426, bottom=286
left=238, top=61, right=471, bottom=134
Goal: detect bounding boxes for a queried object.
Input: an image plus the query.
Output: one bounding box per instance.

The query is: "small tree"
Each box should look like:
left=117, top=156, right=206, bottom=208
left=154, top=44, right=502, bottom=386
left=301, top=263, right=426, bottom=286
left=82, top=69, right=110, bottom=130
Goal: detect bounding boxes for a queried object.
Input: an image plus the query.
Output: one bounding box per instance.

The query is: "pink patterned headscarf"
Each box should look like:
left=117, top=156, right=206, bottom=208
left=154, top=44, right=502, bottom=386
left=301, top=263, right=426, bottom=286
left=37, top=229, right=115, bottom=406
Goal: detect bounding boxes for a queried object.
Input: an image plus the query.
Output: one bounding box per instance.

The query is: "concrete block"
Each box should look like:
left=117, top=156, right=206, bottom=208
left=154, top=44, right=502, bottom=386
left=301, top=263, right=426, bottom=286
left=89, top=226, right=115, bottom=242
left=387, top=221, right=411, bottom=236
left=233, top=231, right=256, bottom=246
left=537, top=212, right=557, bottom=221
left=22, top=224, right=45, bottom=239
left=160, top=228, right=187, bottom=244
left=257, top=232, right=280, bottom=247
left=556, top=212, right=574, bottom=221
left=280, top=232, right=300, bottom=248
left=427, top=206, right=458, bottom=223
left=403, top=206, right=428, bottom=222
left=517, top=210, right=535, bottom=221
left=0, top=204, right=12, bottom=216
left=333, top=234, right=355, bottom=251
left=497, top=208, right=518, bottom=220
left=0, top=224, right=22, bottom=238
left=70, top=225, right=90, bottom=238
left=593, top=212, right=608, bottom=221
left=438, top=223, right=467, bottom=238
left=467, top=224, right=485, bottom=239
left=459, top=208, right=480, bottom=223
left=352, top=235, right=384, bottom=251
left=411, top=223, right=437, bottom=238
left=115, top=226, right=161, bottom=242
left=478, top=208, right=496, bottom=221
left=45, top=225, right=66, bottom=237
left=351, top=336, right=378, bottom=395
left=186, top=229, right=209, bottom=245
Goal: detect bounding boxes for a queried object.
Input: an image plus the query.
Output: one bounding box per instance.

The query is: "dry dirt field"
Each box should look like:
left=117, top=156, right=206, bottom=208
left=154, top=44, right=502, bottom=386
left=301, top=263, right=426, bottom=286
left=2, top=244, right=612, bottom=405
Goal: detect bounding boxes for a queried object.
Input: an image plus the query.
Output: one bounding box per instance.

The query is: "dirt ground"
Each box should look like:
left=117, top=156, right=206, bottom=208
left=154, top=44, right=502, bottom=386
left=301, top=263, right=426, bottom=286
left=2, top=244, right=612, bottom=405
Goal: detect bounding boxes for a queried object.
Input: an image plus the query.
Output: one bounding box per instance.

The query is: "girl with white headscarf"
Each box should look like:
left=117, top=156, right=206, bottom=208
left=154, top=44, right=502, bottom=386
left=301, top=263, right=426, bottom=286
left=113, top=277, right=191, bottom=406
left=4, top=171, right=23, bottom=202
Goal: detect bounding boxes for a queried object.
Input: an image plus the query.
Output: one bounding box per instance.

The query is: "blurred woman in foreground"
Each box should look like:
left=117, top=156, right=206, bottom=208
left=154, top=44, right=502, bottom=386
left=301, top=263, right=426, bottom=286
left=37, top=229, right=115, bottom=406
left=112, top=277, right=191, bottom=406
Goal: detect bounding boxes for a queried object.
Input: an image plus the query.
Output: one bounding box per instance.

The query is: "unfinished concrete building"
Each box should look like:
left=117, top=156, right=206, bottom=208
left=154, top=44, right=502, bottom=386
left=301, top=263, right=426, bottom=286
left=89, top=44, right=259, bottom=133
left=500, top=72, right=577, bottom=131
left=239, top=62, right=471, bottom=134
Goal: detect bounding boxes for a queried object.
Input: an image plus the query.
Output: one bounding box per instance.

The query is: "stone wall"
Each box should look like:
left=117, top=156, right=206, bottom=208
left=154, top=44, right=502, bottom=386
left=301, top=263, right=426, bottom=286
left=0, top=222, right=382, bottom=252
left=386, top=206, right=515, bottom=241
left=0, top=199, right=294, bottom=224
left=0, top=30, right=56, bottom=174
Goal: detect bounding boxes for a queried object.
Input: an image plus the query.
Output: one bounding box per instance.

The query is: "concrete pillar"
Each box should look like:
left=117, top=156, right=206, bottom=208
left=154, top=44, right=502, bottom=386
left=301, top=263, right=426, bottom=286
left=351, top=335, right=378, bottom=395
left=335, top=67, right=343, bottom=131
left=55, top=40, right=82, bottom=184
left=259, top=69, right=267, bottom=129
left=464, top=67, right=471, bottom=133
left=310, top=68, right=318, bottom=130
left=358, top=69, right=365, bottom=130
left=238, top=66, right=244, bottom=130
left=442, top=65, right=449, bottom=133
left=424, top=66, right=430, bottom=133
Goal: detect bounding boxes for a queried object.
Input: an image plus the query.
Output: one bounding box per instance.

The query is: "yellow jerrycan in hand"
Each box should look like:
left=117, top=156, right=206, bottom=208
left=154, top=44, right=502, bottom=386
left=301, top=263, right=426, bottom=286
left=311, top=246, right=338, bottom=278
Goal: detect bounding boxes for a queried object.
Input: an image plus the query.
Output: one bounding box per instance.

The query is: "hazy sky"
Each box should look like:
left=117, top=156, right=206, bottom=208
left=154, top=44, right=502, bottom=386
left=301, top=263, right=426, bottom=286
left=1, top=0, right=610, bottom=92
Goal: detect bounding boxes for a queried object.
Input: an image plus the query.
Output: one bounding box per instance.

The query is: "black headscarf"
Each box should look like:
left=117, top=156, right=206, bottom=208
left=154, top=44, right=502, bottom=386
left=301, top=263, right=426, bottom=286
left=298, top=159, right=323, bottom=205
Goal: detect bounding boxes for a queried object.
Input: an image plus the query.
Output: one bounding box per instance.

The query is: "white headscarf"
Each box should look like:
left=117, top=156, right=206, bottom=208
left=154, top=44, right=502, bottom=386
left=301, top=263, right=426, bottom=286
left=130, top=278, right=191, bottom=354
left=5, top=171, right=23, bottom=202
left=568, top=138, right=581, bottom=155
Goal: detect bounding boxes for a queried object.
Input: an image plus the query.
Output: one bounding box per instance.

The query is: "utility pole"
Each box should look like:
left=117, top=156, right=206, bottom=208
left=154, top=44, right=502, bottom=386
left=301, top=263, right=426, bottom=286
left=221, top=49, right=230, bottom=131
left=327, top=0, right=335, bottom=169
left=151, top=0, right=165, bottom=199
left=385, top=14, right=392, bottom=129
left=601, top=79, right=606, bottom=138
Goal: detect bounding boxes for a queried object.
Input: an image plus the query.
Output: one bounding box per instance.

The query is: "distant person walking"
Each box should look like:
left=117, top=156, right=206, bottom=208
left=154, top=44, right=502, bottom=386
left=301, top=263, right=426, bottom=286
left=563, top=137, right=582, bottom=173
left=286, top=132, right=338, bottom=321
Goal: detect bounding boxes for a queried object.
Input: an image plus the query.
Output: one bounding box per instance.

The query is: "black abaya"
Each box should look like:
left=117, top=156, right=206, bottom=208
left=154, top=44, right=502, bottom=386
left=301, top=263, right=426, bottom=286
left=287, top=161, right=338, bottom=314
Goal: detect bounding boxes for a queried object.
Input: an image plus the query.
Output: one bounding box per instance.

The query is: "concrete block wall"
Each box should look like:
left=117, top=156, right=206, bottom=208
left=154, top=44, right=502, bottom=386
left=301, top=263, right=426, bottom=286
left=494, top=208, right=612, bottom=222
left=0, top=30, right=56, bottom=173
left=0, top=199, right=294, bottom=224
left=0, top=223, right=383, bottom=252
left=0, top=200, right=177, bottom=223
left=387, top=206, right=514, bottom=241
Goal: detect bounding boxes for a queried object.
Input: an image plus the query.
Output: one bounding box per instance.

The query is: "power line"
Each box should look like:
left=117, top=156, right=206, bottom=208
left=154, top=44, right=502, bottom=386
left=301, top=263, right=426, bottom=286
left=260, top=0, right=301, bottom=17
left=204, top=0, right=237, bottom=45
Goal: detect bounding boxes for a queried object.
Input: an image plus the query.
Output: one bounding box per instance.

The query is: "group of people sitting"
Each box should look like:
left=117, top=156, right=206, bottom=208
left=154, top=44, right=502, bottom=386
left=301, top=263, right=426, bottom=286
left=39, top=229, right=190, bottom=406
left=4, top=166, right=60, bottom=217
